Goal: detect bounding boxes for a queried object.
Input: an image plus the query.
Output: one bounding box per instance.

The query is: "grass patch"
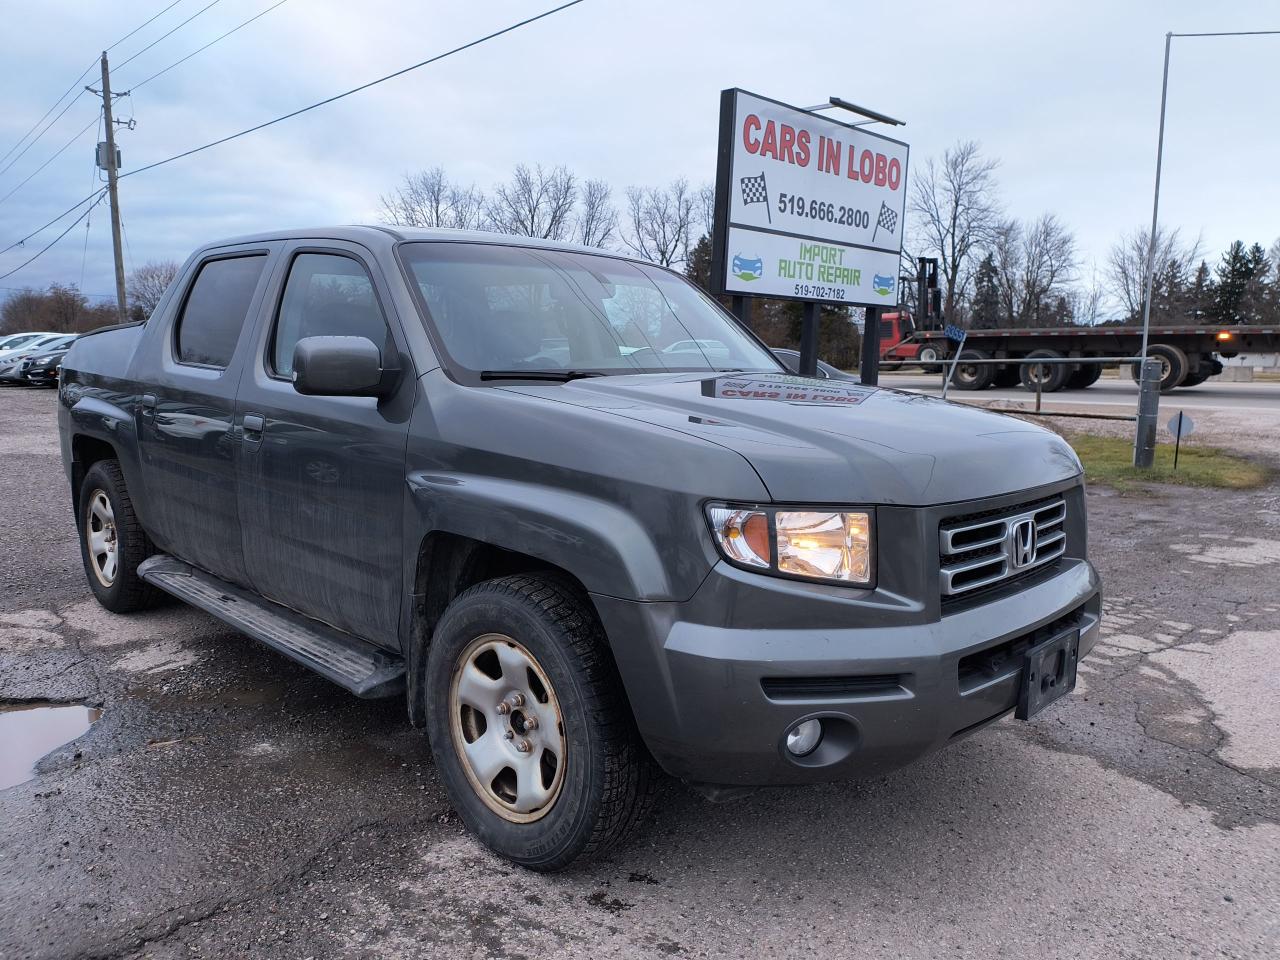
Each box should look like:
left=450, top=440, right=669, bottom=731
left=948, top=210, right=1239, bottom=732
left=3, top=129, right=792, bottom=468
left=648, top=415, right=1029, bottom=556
left=1066, top=433, right=1270, bottom=492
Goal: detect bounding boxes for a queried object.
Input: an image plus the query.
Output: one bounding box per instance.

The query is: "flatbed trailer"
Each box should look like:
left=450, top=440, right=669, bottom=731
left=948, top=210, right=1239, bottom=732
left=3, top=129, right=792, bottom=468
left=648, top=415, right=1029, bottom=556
left=878, top=311, right=1280, bottom=392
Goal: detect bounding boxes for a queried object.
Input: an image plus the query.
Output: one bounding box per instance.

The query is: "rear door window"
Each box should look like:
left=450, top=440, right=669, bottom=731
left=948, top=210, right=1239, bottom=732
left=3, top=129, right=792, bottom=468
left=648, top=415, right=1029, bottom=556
left=175, top=255, right=267, bottom=367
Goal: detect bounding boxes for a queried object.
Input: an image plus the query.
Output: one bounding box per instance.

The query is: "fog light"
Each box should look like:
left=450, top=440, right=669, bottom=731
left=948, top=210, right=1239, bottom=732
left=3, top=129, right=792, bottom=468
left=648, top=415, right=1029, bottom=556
left=785, top=719, right=822, bottom=757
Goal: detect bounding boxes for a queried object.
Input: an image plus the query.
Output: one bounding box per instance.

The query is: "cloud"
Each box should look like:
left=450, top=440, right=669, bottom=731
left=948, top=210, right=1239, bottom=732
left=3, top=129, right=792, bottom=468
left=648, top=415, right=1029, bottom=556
left=2, top=0, right=1279, bottom=302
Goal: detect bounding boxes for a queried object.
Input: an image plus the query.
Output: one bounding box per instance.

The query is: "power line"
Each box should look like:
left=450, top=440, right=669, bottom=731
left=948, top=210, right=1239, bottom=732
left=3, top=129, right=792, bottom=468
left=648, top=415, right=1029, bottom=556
left=80, top=114, right=103, bottom=292
left=0, top=0, right=193, bottom=171
left=0, top=59, right=98, bottom=169
left=114, top=0, right=226, bottom=71
left=0, top=189, right=105, bottom=258
left=125, top=0, right=291, bottom=93
left=105, top=0, right=190, bottom=52
left=2, top=0, right=588, bottom=284
left=122, top=0, right=588, bottom=181
left=0, top=0, right=188, bottom=169
left=0, top=111, right=101, bottom=208
left=0, top=193, right=105, bottom=282
left=0, top=91, right=90, bottom=180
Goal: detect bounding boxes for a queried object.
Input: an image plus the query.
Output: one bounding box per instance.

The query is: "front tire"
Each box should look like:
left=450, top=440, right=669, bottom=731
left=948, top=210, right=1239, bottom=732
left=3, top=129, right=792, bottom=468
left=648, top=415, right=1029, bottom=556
left=423, top=574, right=656, bottom=871
left=917, top=345, right=943, bottom=374
left=77, top=460, right=164, bottom=613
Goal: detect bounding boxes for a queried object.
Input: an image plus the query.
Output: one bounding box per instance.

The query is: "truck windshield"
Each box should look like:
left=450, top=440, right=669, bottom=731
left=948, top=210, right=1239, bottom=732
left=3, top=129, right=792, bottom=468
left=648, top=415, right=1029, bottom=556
left=399, top=242, right=782, bottom=379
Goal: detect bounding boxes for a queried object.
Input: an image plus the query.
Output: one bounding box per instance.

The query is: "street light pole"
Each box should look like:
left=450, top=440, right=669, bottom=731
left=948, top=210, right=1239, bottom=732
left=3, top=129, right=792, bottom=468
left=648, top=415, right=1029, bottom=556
left=1133, top=28, right=1280, bottom=467
left=1137, top=32, right=1172, bottom=368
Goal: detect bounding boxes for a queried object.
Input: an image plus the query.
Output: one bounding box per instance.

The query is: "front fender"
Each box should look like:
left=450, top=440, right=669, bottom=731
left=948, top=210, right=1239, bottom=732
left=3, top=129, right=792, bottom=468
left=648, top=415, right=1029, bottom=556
left=405, top=471, right=684, bottom=601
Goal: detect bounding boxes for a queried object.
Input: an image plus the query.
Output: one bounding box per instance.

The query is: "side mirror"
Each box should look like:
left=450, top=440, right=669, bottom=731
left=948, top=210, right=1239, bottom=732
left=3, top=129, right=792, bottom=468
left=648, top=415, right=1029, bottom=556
left=291, top=336, right=396, bottom=398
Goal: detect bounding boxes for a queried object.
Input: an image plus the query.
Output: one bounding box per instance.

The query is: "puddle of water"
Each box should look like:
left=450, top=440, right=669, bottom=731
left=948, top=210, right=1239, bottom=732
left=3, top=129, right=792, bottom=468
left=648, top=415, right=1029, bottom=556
left=0, top=702, right=101, bottom=790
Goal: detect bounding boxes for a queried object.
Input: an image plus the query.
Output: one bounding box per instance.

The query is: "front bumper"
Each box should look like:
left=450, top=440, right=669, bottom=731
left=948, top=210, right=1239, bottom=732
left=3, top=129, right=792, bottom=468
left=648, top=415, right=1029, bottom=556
left=593, top=556, right=1100, bottom=787
left=25, top=365, right=58, bottom=386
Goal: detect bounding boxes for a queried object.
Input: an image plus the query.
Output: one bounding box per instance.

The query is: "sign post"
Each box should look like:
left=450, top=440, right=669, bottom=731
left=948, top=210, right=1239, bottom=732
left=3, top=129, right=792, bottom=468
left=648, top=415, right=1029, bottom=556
left=1167, top=410, right=1194, bottom=469
left=710, top=89, right=909, bottom=378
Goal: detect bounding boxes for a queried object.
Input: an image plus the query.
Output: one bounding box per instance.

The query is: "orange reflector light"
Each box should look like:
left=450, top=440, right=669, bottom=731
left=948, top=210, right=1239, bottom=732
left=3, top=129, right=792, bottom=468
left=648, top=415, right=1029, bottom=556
left=1216, top=331, right=1233, bottom=341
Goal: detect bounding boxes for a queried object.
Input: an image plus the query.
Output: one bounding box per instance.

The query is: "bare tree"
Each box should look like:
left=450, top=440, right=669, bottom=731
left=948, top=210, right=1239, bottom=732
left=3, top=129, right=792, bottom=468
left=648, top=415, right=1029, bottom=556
left=486, top=164, right=577, bottom=240
left=989, top=215, right=1077, bottom=325
left=1107, top=226, right=1203, bottom=321
left=989, top=218, right=1023, bottom=326
left=126, top=260, right=180, bottom=320
left=910, top=141, right=1001, bottom=322
left=1068, top=265, right=1106, bottom=326
left=378, top=167, right=485, bottom=230
left=623, top=178, right=695, bottom=267
left=696, top=182, right=716, bottom=240
left=575, top=178, right=616, bottom=248
left=1019, top=213, right=1076, bottom=322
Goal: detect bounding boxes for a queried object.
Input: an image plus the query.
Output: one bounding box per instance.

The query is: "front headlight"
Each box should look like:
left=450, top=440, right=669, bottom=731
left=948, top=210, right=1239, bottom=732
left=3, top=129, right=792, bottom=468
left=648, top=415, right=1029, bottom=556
left=706, top=503, right=874, bottom=586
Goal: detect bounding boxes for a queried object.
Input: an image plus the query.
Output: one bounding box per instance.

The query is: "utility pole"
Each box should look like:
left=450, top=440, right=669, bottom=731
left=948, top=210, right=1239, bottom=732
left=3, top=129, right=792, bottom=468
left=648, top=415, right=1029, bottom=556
left=97, top=51, right=127, bottom=319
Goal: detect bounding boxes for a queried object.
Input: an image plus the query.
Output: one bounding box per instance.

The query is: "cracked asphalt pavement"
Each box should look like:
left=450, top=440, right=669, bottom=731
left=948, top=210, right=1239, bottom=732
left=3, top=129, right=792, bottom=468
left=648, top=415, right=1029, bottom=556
left=1, top=387, right=1278, bottom=959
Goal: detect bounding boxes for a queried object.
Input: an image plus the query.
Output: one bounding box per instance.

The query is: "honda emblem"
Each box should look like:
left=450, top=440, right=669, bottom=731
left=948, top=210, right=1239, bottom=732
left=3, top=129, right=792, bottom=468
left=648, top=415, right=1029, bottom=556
left=1009, top=518, right=1037, bottom=569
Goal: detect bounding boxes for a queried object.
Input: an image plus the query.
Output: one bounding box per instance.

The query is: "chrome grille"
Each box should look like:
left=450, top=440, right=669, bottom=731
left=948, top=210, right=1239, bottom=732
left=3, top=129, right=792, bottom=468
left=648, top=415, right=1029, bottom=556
left=939, top=497, right=1066, bottom=597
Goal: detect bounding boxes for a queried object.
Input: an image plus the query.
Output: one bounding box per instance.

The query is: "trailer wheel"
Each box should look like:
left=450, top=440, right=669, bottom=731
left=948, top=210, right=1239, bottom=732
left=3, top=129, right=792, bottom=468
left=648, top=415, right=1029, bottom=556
left=950, top=349, right=995, bottom=390
left=1065, top=364, right=1103, bottom=390
left=1129, top=344, right=1187, bottom=392
left=1019, top=350, right=1070, bottom=393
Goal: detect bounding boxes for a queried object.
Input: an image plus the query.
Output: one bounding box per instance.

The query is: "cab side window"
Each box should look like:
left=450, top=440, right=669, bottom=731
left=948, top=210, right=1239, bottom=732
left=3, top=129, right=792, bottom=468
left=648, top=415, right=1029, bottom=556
left=175, top=255, right=267, bottom=368
left=271, top=253, right=394, bottom=378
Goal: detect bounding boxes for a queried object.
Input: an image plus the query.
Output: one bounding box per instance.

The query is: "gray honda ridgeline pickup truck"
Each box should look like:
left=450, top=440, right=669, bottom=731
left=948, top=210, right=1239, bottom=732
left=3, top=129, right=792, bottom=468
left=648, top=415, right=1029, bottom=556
left=59, top=227, right=1100, bottom=870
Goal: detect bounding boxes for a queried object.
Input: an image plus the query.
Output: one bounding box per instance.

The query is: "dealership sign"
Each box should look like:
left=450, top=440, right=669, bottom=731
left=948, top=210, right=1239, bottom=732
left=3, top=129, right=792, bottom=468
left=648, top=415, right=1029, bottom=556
left=711, top=89, right=909, bottom=307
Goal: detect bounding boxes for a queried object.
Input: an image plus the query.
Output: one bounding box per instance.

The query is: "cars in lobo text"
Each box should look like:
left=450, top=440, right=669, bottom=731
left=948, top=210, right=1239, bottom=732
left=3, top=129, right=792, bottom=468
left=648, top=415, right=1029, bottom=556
left=57, top=227, right=1101, bottom=870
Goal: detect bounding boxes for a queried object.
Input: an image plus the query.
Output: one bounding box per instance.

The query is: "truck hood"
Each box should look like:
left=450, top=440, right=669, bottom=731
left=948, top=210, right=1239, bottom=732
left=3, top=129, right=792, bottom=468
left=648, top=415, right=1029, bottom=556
left=499, top=372, right=1081, bottom=505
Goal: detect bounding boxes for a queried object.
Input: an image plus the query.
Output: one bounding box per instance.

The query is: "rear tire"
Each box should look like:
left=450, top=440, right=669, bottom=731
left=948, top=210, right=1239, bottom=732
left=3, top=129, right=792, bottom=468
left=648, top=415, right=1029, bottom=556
left=1129, top=343, right=1188, bottom=392
left=950, top=349, right=995, bottom=390
left=1065, top=363, right=1103, bottom=390
left=77, top=460, right=164, bottom=613
left=423, top=574, right=657, bottom=871
left=993, top=367, right=1021, bottom=388
left=1019, top=350, right=1070, bottom=393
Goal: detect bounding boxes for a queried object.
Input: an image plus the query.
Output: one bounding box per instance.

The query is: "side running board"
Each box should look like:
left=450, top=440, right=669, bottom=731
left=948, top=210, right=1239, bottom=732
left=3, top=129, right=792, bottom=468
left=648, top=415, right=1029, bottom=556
left=137, top=555, right=405, bottom=698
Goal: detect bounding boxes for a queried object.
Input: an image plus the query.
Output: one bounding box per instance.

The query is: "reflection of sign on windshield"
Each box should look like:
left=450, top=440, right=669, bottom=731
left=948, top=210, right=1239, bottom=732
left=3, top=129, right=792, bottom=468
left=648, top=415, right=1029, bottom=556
left=705, top=375, right=877, bottom=405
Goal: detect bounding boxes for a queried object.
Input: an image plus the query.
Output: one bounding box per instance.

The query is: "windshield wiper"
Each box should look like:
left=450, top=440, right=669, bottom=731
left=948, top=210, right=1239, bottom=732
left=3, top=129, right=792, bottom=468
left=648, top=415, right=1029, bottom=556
left=479, top=369, right=605, bottom=382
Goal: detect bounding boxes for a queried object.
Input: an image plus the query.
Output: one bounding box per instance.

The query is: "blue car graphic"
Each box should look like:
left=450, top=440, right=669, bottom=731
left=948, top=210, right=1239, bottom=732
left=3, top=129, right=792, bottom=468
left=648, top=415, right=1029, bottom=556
left=732, top=255, right=764, bottom=281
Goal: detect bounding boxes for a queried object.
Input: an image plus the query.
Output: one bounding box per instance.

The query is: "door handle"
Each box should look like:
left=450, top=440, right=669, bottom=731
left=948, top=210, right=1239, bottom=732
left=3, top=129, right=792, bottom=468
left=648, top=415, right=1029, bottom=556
left=140, top=393, right=157, bottom=417
left=242, top=413, right=265, bottom=441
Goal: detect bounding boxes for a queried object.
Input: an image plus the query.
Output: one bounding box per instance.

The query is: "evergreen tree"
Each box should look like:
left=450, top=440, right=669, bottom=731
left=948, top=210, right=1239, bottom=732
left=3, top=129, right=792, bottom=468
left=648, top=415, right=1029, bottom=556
left=1188, top=260, right=1213, bottom=324
left=685, top=234, right=713, bottom=292
left=969, top=253, right=1001, bottom=329
left=1240, top=242, right=1272, bottom=323
left=1212, top=241, right=1251, bottom=323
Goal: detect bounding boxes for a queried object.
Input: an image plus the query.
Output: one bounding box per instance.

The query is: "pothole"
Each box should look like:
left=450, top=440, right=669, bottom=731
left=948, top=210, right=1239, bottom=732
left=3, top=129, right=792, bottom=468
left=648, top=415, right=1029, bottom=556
left=0, top=701, right=102, bottom=790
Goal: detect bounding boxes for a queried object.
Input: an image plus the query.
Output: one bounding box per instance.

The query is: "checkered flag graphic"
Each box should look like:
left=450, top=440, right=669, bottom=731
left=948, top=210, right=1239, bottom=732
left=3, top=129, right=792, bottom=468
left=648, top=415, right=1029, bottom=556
left=872, top=201, right=898, bottom=242
left=739, top=172, right=771, bottom=223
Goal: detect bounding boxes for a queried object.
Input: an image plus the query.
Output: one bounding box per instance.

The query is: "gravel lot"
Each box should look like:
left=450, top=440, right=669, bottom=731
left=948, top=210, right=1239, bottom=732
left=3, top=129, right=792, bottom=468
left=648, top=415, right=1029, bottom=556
left=1, top=386, right=1278, bottom=960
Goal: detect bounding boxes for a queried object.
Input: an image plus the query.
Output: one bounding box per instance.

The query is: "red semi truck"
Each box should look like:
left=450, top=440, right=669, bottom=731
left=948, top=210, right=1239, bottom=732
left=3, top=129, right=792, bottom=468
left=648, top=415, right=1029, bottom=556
left=877, top=311, right=1279, bottom=393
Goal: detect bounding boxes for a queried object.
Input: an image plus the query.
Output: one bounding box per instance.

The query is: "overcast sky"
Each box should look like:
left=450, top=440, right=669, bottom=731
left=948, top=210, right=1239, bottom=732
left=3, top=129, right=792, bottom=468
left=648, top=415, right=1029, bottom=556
left=1, top=0, right=1277, bottom=313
